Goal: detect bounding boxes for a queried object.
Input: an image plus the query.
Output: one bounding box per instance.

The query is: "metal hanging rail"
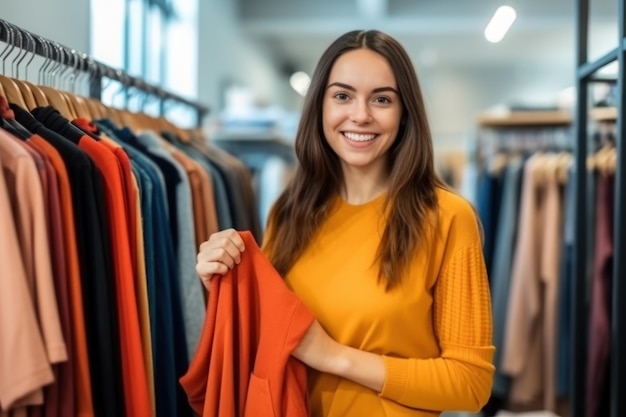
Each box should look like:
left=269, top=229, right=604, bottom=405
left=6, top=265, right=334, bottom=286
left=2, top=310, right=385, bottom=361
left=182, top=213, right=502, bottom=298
left=573, top=0, right=625, bottom=416
left=611, top=0, right=626, bottom=414
left=0, top=17, right=209, bottom=126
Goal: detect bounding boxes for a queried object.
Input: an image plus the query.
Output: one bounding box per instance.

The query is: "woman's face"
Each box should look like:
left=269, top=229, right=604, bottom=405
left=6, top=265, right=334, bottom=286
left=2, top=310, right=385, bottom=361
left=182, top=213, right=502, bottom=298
left=322, top=48, right=402, bottom=179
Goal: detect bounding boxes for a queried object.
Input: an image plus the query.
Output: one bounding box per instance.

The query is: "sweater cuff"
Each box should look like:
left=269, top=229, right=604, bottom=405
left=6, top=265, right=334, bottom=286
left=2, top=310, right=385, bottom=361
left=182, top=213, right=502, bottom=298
left=380, top=355, right=409, bottom=399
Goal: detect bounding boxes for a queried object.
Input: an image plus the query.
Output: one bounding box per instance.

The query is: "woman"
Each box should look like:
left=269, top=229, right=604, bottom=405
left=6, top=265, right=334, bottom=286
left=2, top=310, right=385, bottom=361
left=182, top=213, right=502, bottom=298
left=196, top=30, right=495, bottom=416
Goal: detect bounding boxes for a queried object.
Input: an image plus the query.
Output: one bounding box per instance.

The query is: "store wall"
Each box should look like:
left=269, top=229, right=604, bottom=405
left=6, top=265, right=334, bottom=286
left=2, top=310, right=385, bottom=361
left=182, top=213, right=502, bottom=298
left=197, top=0, right=294, bottom=123
left=421, top=63, right=573, bottom=152
left=2, top=0, right=90, bottom=54
left=2, top=0, right=574, bottom=151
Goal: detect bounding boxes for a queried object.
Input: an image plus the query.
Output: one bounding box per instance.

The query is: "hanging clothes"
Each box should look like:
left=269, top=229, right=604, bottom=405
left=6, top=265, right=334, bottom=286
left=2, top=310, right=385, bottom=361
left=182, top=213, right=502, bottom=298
left=1, top=93, right=261, bottom=417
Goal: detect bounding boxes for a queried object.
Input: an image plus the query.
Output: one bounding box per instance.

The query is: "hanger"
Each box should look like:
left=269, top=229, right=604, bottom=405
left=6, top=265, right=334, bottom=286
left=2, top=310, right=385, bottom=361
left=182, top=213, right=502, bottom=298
left=597, top=145, right=616, bottom=175
left=588, top=142, right=614, bottom=172
left=36, top=85, right=75, bottom=119
left=18, top=31, right=48, bottom=107
left=118, top=108, right=141, bottom=131
left=70, top=94, right=93, bottom=119
left=158, top=96, right=191, bottom=143
left=105, top=106, right=124, bottom=128
left=64, top=49, right=92, bottom=119
left=488, top=151, right=509, bottom=175
left=606, top=147, right=617, bottom=174
left=86, top=97, right=107, bottom=119
left=555, top=151, right=573, bottom=185
left=189, top=127, right=207, bottom=146
left=8, top=26, right=40, bottom=110
left=0, top=23, right=28, bottom=109
left=0, top=75, right=28, bottom=108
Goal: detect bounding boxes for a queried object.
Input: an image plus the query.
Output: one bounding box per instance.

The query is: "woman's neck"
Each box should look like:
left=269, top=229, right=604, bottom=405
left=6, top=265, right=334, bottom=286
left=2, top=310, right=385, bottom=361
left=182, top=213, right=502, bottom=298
left=339, top=166, right=389, bottom=205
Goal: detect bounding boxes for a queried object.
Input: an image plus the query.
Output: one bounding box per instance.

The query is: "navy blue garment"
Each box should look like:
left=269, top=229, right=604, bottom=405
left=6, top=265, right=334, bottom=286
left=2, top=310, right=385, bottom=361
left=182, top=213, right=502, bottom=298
left=489, top=156, right=524, bottom=399
left=110, top=124, right=183, bottom=253
left=477, top=164, right=504, bottom=277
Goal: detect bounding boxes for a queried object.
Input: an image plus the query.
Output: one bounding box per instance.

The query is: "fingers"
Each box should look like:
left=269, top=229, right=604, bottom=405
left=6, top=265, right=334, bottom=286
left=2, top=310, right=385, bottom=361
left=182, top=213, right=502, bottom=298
left=196, top=229, right=246, bottom=288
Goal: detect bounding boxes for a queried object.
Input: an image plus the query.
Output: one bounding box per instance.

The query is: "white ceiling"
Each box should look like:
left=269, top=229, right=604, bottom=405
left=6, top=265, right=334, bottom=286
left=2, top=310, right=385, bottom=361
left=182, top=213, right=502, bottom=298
left=237, top=0, right=620, bottom=76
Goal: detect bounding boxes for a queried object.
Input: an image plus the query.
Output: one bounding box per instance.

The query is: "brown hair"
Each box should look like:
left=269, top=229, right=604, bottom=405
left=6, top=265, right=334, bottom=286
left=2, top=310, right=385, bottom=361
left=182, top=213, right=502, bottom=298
left=264, top=30, right=444, bottom=290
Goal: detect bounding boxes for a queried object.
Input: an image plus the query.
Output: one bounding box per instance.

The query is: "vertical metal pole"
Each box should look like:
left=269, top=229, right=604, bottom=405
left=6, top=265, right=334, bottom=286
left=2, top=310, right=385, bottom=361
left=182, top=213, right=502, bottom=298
left=160, top=7, right=167, bottom=119
left=142, top=0, right=149, bottom=84
left=610, top=0, right=626, bottom=415
left=123, top=0, right=132, bottom=108
left=89, top=70, right=102, bottom=101
left=572, top=0, right=589, bottom=416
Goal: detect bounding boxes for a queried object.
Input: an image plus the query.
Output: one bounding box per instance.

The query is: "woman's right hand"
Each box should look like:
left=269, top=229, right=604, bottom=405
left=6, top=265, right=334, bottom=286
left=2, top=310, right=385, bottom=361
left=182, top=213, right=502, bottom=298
left=195, top=228, right=246, bottom=289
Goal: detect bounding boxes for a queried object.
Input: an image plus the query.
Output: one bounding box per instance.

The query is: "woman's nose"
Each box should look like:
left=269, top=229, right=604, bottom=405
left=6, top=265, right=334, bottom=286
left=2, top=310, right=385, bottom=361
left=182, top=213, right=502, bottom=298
left=349, top=101, right=372, bottom=124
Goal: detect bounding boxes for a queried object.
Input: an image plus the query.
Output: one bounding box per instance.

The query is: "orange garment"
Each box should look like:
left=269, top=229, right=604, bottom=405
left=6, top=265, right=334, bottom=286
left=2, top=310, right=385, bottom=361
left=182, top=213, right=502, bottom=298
left=29, top=134, right=94, bottom=417
left=77, top=136, right=151, bottom=417
left=132, top=174, right=156, bottom=414
left=99, top=136, right=154, bottom=402
left=180, top=231, right=314, bottom=417
left=97, top=135, right=137, bottom=276
left=165, top=142, right=218, bottom=245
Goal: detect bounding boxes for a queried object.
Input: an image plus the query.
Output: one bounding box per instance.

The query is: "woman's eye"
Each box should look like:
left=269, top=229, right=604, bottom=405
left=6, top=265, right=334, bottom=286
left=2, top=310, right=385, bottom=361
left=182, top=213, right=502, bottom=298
left=334, top=93, right=349, bottom=100
left=374, top=96, right=391, bottom=104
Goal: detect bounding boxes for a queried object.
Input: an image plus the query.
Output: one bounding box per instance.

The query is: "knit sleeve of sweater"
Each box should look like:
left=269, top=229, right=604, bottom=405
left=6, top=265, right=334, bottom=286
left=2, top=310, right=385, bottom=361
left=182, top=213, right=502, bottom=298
left=379, top=193, right=496, bottom=413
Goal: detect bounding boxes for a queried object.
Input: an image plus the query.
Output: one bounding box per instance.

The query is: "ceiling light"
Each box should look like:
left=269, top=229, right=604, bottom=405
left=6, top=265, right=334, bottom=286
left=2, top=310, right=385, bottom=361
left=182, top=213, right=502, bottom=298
left=289, top=71, right=311, bottom=96
left=484, top=5, right=517, bottom=43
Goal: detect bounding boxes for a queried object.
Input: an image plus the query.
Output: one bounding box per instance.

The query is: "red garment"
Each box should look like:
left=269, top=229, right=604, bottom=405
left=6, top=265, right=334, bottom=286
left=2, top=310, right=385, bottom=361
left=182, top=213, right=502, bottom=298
left=77, top=135, right=151, bottom=417
left=180, top=231, right=314, bottom=417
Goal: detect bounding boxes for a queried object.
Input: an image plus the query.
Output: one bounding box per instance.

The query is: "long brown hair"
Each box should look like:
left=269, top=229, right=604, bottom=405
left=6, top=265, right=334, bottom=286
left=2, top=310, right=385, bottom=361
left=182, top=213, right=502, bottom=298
left=264, top=30, right=445, bottom=290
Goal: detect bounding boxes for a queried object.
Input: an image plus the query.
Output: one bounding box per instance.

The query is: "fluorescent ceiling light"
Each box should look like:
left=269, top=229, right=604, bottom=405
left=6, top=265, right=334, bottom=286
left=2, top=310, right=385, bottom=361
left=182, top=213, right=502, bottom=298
left=484, top=5, right=517, bottom=43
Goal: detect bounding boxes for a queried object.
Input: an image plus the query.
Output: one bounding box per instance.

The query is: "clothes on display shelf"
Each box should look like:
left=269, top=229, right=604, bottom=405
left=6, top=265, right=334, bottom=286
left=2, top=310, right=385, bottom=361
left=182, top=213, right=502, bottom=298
left=476, top=126, right=618, bottom=417
left=0, top=88, right=262, bottom=417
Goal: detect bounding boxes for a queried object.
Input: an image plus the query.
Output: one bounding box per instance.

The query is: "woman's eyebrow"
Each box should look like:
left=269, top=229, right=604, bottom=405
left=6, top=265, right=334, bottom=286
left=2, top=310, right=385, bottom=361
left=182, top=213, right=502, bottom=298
left=327, top=82, right=398, bottom=94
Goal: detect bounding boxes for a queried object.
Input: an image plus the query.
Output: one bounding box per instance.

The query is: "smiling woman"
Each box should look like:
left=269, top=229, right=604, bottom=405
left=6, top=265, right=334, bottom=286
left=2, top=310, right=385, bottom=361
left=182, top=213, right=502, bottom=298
left=195, top=29, right=495, bottom=417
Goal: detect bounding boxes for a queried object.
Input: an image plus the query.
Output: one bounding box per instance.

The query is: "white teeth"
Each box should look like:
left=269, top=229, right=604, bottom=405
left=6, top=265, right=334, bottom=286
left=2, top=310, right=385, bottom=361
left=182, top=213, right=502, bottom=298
left=343, top=132, right=377, bottom=142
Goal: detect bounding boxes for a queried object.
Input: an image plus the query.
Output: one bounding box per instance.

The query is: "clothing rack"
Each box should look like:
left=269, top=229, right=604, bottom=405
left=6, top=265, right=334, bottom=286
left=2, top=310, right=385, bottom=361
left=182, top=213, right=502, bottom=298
left=573, top=1, right=625, bottom=417
left=478, top=110, right=573, bottom=128
left=474, top=112, right=573, bottom=180
left=0, top=17, right=209, bottom=126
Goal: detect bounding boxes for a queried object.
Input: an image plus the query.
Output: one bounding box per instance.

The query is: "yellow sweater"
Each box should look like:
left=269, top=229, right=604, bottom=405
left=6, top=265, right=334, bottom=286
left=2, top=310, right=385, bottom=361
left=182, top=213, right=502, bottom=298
left=268, top=187, right=495, bottom=417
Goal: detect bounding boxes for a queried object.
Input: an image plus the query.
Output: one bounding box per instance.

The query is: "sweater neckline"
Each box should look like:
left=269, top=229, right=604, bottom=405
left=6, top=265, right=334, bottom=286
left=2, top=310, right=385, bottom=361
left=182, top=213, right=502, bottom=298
left=336, top=191, right=387, bottom=209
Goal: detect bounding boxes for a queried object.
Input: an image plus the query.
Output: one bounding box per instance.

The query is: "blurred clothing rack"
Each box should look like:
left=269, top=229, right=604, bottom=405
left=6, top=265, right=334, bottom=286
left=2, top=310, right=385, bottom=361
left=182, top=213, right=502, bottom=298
left=478, top=110, right=573, bottom=128
left=0, top=17, right=209, bottom=127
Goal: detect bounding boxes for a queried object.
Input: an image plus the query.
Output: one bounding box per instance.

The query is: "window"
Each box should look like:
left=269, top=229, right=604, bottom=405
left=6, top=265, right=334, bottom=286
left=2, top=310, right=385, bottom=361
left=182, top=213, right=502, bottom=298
left=90, top=0, right=198, bottom=127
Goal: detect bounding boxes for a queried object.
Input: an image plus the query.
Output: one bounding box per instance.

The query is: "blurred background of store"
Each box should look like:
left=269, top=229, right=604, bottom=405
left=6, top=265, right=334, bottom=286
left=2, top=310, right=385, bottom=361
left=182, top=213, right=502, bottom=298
left=2, top=0, right=619, bottom=179
left=1, top=1, right=623, bottom=417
